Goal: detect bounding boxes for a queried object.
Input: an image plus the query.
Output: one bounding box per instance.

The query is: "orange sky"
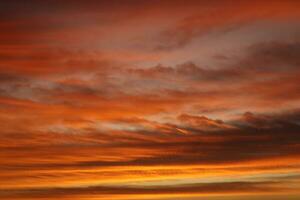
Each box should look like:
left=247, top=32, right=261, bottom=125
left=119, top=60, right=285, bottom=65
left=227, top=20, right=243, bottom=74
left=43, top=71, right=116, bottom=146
left=1, top=0, right=300, bottom=199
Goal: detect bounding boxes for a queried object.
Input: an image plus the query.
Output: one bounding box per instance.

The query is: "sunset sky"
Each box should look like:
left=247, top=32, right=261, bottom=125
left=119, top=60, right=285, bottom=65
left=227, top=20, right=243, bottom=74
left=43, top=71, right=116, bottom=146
left=0, top=0, right=300, bottom=199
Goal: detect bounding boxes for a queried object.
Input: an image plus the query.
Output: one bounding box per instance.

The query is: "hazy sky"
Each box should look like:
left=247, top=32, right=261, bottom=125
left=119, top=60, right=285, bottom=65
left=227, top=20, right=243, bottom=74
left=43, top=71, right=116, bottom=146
left=0, top=0, right=300, bottom=199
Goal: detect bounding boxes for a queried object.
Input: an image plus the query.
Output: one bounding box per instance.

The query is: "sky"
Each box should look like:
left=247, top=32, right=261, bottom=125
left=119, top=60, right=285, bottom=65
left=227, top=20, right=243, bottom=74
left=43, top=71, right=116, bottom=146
left=0, top=0, right=300, bottom=199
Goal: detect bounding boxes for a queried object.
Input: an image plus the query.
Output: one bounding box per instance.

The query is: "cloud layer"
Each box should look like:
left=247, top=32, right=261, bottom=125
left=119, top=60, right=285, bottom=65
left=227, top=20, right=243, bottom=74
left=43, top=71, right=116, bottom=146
left=0, top=1, right=300, bottom=200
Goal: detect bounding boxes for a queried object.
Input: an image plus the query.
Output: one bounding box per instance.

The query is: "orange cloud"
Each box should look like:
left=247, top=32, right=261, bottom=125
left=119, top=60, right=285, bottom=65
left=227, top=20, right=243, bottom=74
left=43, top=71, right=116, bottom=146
left=1, top=1, right=300, bottom=200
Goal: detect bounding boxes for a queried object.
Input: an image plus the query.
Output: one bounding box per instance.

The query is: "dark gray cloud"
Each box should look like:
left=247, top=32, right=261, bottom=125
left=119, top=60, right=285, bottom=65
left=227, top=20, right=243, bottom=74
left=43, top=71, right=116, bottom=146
left=0, top=180, right=289, bottom=199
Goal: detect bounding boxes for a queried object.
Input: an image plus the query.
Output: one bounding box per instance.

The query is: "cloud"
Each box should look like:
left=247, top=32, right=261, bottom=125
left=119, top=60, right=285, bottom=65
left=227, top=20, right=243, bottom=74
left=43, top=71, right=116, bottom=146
left=0, top=180, right=295, bottom=199
left=178, top=114, right=233, bottom=131
left=0, top=1, right=300, bottom=199
left=151, top=1, right=300, bottom=50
